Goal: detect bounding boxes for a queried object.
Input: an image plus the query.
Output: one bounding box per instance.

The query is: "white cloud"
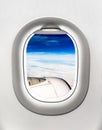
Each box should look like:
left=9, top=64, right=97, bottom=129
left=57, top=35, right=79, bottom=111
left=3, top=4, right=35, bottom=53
left=25, top=53, right=77, bottom=87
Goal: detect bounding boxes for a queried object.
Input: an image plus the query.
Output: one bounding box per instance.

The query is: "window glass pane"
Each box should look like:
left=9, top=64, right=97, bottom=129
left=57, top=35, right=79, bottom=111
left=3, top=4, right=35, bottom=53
left=25, top=34, right=77, bottom=102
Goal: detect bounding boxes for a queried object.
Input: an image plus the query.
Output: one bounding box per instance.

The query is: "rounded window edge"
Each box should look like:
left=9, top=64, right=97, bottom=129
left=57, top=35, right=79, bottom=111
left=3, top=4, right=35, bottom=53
left=23, top=30, right=78, bottom=103
left=12, top=17, right=90, bottom=115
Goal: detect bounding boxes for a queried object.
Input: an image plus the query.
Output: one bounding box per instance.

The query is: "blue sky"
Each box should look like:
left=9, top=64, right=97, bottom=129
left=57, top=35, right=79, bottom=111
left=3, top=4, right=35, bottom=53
left=26, top=34, right=76, bottom=87
left=26, top=34, right=75, bottom=54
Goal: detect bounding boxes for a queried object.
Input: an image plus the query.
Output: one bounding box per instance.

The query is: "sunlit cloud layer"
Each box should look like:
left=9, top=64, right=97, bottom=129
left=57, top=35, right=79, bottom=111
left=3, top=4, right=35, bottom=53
left=26, top=53, right=76, bottom=87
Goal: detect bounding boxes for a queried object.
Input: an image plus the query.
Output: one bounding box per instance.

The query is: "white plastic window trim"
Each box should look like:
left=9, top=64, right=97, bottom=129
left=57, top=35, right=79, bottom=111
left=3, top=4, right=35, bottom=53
left=12, top=17, right=90, bottom=115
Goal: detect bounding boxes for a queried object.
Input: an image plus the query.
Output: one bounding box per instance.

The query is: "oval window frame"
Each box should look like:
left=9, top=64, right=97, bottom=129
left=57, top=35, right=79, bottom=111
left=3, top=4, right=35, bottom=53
left=24, top=30, right=78, bottom=103
left=12, top=17, right=90, bottom=115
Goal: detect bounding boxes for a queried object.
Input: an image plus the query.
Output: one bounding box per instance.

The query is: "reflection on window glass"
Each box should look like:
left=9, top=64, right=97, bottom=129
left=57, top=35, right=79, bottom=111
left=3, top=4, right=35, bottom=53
left=25, top=34, right=77, bottom=101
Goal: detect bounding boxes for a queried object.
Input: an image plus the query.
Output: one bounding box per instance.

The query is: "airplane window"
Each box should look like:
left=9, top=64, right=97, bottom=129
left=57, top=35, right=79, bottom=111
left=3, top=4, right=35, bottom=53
left=24, top=33, right=77, bottom=102
left=13, top=18, right=90, bottom=114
